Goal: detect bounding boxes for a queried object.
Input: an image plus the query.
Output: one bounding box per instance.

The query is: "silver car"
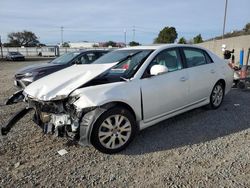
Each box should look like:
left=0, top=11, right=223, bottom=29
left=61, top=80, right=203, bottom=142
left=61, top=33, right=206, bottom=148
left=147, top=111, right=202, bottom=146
left=3, top=44, right=233, bottom=154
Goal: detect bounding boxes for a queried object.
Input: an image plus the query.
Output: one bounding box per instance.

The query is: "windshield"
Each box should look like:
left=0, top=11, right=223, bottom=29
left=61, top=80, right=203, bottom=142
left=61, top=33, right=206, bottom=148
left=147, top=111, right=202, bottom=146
left=104, top=50, right=153, bottom=79
left=10, top=52, right=20, bottom=55
left=50, top=52, right=80, bottom=64
left=93, top=50, right=141, bottom=64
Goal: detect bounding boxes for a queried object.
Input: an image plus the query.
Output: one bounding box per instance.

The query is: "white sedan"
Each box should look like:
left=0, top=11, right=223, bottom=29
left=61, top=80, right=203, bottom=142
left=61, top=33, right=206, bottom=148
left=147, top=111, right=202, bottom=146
left=4, top=44, right=234, bottom=154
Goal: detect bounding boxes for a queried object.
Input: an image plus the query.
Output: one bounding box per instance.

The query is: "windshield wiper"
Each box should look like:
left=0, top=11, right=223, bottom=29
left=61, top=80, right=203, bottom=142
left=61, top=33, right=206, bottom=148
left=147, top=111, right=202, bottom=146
left=120, top=76, right=130, bottom=82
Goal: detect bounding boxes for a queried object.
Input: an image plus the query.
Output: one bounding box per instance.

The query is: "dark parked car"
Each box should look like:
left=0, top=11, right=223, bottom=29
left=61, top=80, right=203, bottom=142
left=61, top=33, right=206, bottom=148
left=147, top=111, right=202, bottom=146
left=14, top=49, right=109, bottom=88
left=6, top=52, right=25, bottom=61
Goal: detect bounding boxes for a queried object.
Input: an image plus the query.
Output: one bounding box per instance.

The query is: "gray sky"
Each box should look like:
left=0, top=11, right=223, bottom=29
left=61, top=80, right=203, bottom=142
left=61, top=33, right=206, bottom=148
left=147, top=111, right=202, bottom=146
left=0, top=0, right=249, bottom=44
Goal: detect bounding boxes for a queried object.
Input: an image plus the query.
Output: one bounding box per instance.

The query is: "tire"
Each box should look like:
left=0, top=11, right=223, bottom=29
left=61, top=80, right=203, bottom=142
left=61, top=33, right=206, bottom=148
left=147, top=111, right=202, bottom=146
left=208, top=82, right=225, bottom=109
left=91, top=107, right=137, bottom=154
left=237, top=81, right=246, bottom=89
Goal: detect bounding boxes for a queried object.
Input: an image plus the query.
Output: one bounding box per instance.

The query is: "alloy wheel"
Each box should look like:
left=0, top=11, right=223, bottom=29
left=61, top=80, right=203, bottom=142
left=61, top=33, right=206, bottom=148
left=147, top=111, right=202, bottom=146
left=212, top=84, right=224, bottom=107
left=98, top=114, right=132, bottom=149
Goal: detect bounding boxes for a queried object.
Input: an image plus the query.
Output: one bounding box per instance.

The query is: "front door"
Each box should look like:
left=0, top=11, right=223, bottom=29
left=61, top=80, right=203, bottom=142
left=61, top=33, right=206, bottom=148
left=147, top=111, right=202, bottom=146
left=140, top=48, right=189, bottom=122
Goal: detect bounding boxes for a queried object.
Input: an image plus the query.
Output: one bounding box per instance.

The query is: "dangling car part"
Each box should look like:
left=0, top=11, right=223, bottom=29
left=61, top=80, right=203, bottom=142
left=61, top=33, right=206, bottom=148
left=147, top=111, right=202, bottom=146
left=5, top=90, right=25, bottom=105
left=1, top=107, right=32, bottom=136
left=2, top=45, right=233, bottom=154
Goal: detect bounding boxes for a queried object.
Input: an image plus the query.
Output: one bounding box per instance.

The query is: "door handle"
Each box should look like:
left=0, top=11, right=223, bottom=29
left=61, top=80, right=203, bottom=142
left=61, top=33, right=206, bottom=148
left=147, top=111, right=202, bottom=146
left=180, top=76, right=187, bottom=81
left=210, top=69, right=216, bottom=73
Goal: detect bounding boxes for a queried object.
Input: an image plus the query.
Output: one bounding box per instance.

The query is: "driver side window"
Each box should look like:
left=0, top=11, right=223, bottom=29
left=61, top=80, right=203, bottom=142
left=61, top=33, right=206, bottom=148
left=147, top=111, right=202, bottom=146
left=143, top=48, right=182, bottom=77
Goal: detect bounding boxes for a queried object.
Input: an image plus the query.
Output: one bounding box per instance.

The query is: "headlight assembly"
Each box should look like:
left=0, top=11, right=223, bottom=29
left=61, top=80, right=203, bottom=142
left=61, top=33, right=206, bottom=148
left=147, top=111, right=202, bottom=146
left=24, top=72, right=33, bottom=77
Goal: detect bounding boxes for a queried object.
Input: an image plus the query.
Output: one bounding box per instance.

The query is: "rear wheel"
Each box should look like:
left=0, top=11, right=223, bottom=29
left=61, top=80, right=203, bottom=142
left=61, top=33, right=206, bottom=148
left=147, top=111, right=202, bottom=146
left=237, top=81, right=246, bottom=89
left=91, top=107, right=137, bottom=154
left=208, top=82, right=225, bottom=109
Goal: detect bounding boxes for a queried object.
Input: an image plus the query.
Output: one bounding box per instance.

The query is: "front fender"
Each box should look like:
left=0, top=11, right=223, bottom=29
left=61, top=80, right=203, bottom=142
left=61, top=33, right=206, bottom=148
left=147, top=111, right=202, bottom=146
left=78, top=107, right=106, bottom=146
left=71, top=81, right=142, bottom=121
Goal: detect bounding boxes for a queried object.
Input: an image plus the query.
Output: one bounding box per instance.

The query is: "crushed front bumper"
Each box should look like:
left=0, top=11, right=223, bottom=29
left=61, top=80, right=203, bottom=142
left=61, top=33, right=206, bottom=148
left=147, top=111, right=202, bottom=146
left=2, top=94, right=107, bottom=146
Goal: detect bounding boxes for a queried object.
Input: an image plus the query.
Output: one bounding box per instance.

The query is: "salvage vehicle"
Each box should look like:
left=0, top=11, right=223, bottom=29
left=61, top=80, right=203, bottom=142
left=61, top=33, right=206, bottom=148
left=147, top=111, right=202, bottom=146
left=6, top=52, right=25, bottom=61
left=14, top=49, right=109, bottom=88
left=2, top=44, right=234, bottom=154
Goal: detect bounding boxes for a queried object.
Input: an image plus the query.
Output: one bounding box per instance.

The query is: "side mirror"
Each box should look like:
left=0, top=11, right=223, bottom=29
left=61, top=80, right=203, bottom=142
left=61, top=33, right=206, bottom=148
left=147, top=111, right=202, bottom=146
left=150, top=64, right=168, bottom=76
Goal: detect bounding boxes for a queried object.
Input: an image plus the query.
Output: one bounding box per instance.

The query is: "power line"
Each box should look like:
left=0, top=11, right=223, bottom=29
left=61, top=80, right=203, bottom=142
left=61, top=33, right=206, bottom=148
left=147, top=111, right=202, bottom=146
left=132, top=25, right=135, bottom=41
left=124, top=29, right=127, bottom=45
left=61, top=26, right=64, bottom=44
left=222, top=0, right=228, bottom=39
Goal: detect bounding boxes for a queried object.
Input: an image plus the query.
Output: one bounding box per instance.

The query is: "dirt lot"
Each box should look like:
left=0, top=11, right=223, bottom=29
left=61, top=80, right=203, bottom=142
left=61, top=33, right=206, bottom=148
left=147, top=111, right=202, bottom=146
left=0, top=60, right=249, bottom=187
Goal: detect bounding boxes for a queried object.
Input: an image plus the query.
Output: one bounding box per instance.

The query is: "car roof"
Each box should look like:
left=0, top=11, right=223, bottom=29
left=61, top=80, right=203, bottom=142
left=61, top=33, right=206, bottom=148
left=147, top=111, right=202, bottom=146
left=117, top=44, right=206, bottom=51
left=78, top=49, right=110, bottom=52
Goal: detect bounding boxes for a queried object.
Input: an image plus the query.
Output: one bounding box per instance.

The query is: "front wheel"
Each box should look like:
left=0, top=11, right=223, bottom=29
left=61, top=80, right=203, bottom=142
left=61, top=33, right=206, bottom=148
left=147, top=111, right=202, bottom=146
left=91, top=107, right=137, bottom=154
left=208, top=82, right=225, bottom=109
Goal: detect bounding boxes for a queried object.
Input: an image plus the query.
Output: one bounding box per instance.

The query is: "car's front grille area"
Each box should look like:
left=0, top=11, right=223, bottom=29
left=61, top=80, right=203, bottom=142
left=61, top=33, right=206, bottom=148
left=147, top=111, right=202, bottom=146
left=29, top=100, right=65, bottom=114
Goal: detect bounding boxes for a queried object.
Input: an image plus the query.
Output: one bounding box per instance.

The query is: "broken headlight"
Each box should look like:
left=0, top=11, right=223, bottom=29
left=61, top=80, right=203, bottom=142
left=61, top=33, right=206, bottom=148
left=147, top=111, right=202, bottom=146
left=68, top=96, right=80, bottom=105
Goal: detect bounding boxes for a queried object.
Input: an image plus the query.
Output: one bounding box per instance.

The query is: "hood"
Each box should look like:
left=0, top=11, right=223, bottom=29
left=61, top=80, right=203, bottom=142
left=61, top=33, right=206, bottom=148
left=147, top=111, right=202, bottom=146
left=16, top=62, right=60, bottom=75
left=24, top=63, right=116, bottom=101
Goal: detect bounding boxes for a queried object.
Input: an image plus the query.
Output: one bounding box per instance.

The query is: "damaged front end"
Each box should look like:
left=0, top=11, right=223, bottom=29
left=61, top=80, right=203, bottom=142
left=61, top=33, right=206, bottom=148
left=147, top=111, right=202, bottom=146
left=1, top=92, right=106, bottom=146
left=29, top=96, right=106, bottom=145
left=1, top=63, right=117, bottom=144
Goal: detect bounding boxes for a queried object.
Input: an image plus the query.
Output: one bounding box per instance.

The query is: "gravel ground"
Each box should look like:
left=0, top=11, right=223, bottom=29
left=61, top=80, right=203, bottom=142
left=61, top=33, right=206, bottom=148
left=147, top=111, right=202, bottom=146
left=0, top=60, right=249, bottom=187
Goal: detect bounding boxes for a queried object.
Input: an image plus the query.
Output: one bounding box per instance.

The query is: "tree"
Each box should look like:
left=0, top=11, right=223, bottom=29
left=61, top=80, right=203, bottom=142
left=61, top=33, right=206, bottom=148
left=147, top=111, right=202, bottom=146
left=193, top=34, right=203, bottom=44
left=104, top=41, right=117, bottom=47
left=6, top=30, right=40, bottom=47
left=244, top=23, right=250, bottom=32
left=129, top=41, right=140, bottom=46
left=154, top=26, right=178, bottom=44
left=62, top=42, right=70, bottom=47
left=178, top=37, right=187, bottom=44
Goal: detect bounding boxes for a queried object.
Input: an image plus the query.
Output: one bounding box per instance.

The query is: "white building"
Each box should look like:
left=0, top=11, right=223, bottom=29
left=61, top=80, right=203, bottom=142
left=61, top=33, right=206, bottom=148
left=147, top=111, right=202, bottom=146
left=68, top=42, right=99, bottom=48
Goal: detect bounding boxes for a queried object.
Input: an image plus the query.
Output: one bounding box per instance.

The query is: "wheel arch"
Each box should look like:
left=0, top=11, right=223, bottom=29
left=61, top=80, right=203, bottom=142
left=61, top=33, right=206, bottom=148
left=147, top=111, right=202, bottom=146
left=216, top=79, right=226, bottom=91
left=101, top=101, right=137, bottom=121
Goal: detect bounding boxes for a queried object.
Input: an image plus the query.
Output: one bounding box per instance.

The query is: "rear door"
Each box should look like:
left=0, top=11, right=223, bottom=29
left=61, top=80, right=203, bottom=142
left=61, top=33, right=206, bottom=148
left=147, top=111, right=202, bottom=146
left=140, top=48, right=189, bottom=122
left=181, top=47, right=217, bottom=104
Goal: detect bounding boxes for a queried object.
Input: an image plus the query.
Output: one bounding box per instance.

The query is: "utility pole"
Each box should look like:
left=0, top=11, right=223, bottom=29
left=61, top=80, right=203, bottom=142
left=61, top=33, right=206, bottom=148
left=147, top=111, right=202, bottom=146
left=61, top=26, right=64, bottom=45
left=132, top=25, right=135, bottom=41
left=124, top=29, right=127, bottom=46
left=222, top=0, right=228, bottom=39
left=0, top=35, right=3, bottom=59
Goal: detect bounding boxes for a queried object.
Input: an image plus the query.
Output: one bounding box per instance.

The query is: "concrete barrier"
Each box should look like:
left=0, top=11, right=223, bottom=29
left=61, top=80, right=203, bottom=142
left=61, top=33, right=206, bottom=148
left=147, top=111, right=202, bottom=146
left=198, top=35, right=250, bottom=65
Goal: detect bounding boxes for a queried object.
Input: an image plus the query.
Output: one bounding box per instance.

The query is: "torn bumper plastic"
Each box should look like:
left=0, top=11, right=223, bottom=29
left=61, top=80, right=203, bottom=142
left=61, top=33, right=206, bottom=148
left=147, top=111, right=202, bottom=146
left=1, top=107, right=32, bottom=136
left=5, top=90, right=24, bottom=105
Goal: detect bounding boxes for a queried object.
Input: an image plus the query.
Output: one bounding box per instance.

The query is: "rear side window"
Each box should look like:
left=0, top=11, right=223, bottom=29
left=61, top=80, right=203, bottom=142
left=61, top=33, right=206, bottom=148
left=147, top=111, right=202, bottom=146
left=204, top=51, right=213, bottom=63
left=183, top=49, right=207, bottom=68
